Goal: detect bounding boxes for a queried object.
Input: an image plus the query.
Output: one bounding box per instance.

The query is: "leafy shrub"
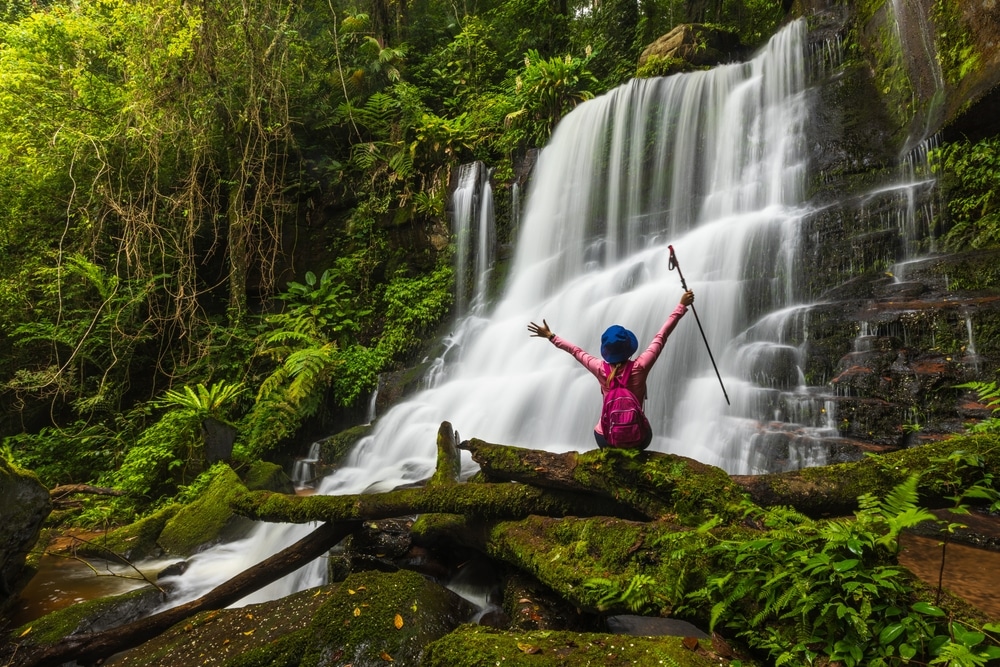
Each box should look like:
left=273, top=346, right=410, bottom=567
left=936, top=137, right=1000, bottom=251
left=3, top=422, right=123, bottom=487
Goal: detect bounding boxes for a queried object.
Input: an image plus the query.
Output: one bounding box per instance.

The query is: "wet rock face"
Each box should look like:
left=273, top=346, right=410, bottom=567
left=0, top=459, right=50, bottom=606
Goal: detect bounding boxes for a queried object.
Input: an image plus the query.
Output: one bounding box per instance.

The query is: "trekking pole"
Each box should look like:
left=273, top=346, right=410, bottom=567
left=668, top=245, right=730, bottom=405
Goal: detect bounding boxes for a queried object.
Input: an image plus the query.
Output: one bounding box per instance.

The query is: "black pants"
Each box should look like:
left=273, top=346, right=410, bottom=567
left=594, top=430, right=652, bottom=451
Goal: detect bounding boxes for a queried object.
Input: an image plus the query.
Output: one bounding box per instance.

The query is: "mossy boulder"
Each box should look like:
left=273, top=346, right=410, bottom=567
left=222, top=569, right=475, bottom=667
left=77, top=504, right=183, bottom=561
left=0, top=457, right=51, bottom=605
left=422, top=624, right=751, bottom=666
left=158, top=465, right=254, bottom=556
left=11, top=586, right=163, bottom=648
left=154, top=461, right=296, bottom=557
left=638, top=24, right=743, bottom=73
left=241, top=460, right=296, bottom=495
left=316, top=423, right=373, bottom=468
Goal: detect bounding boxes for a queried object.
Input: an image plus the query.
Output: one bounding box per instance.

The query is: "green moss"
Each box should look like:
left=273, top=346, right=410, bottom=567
left=851, top=0, right=915, bottom=147
left=485, top=515, right=722, bottom=613
left=223, top=629, right=310, bottom=667
left=423, top=624, right=742, bottom=667
left=76, top=503, right=182, bottom=561
left=241, top=460, right=295, bottom=494
left=316, top=423, right=372, bottom=466
left=158, top=465, right=252, bottom=556
left=931, top=0, right=980, bottom=87
left=636, top=54, right=694, bottom=79
left=12, top=586, right=161, bottom=646
left=936, top=250, right=1000, bottom=292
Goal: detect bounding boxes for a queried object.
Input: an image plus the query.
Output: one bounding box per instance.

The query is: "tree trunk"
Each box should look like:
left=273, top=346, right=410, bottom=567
left=17, top=522, right=358, bottom=667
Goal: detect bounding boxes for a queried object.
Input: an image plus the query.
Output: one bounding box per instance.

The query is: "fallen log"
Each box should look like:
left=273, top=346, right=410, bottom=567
left=463, top=433, right=1000, bottom=519
left=732, top=433, right=1000, bottom=517
left=15, top=521, right=358, bottom=667
left=230, top=433, right=1000, bottom=527
left=49, top=484, right=124, bottom=499
left=230, top=478, right=647, bottom=524
left=461, top=439, right=746, bottom=524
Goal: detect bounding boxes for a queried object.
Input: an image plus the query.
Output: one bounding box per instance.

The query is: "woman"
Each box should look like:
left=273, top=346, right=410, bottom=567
left=527, top=289, right=694, bottom=449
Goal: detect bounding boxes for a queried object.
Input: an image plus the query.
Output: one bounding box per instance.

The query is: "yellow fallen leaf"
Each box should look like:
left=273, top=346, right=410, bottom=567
left=380, top=651, right=394, bottom=662
left=222, top=639, right=230, bottom=645
left=394, top=613, right=404, bottom=629
left=243, top=629, right=255, bottom=636
left=18, top=627, right=31, bottom=638
left=354, top=607, right=362, bottom=617
left=245, top=613, right=254, bottom=620
left=348, top=589, right=356, bottom=595
left=517, top=642, right=541, bottom=654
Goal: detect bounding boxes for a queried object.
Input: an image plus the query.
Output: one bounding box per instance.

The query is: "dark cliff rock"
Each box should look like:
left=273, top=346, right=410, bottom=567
left=0, top=458, right=51, bottom=612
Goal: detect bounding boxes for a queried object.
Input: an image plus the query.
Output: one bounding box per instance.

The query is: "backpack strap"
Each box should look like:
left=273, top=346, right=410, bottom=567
left=603, top=360, right=635, bottom=389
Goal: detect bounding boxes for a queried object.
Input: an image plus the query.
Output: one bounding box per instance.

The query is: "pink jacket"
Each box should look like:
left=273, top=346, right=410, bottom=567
left=549, top=303, right=688, bottom=434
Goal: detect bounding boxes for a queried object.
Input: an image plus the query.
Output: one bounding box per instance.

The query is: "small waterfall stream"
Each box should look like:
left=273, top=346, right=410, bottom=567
left=157, top=17, right=941, bottom=607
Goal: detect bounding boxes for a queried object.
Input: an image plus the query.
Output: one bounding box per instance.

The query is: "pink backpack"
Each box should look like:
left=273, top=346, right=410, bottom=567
left=600, top=361, right=652, bottom=448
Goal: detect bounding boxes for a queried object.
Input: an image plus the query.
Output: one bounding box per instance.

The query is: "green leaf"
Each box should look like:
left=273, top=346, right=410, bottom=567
left=878, top=623, right=906, bottom=644
left=832, top=558, right=860, bottom=572
left=911, top=601, right=947, bottom=617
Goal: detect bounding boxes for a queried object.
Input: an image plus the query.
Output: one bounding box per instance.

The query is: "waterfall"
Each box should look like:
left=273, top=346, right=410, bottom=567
left=452, top=161, right=496, bottom=316
left=290, top=441, right=322, bottom=489
left=160, top=18, right=839, bottom=606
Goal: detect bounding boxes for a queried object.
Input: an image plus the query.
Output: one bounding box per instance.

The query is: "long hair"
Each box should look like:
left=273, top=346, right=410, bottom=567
left=605, top=361, right=627, bottom=389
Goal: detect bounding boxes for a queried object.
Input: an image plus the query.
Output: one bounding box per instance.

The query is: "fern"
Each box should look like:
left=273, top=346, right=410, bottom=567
left=955, top=380, right=1000, bottom=433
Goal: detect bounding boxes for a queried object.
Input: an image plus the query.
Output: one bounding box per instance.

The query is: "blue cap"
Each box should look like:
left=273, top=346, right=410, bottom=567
left=601, top=325, right=638, bottom=363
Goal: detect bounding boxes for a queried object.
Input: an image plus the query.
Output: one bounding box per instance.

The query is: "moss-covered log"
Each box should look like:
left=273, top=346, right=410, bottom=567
left=733, top=433, right=1000, bottom=517
left=461, top=439, right=747, bottom=524
left=230, top=479, right=646, bottom=524
left=464, top=433, right=1000, bottom=520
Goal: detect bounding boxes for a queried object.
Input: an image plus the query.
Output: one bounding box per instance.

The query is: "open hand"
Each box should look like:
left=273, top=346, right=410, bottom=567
left=528, top=320, right=553, bottom=340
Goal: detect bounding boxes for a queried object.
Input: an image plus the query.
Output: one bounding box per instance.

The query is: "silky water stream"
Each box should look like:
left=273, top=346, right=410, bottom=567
left=15, top=18, right=997, bottom=624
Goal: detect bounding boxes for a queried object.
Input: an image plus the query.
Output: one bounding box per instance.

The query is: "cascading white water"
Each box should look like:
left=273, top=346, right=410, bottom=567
left=452, top=161, right=497, bottom=316
left=160, top=19, right=820, bottom=606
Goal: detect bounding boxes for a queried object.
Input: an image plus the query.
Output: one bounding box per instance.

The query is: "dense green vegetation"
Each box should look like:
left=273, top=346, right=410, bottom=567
left=0, top=0, right=789, bottom=521
left=3, top=0, right=1000, bottom=663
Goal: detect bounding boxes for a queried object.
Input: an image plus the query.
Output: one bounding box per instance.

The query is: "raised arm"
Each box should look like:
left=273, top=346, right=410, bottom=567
left=634, top=290, right=693, bottom=371
left=528, top=319, right=604, bottom=379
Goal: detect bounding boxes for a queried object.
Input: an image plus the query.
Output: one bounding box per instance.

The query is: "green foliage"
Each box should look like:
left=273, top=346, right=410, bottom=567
left=4, top=253, right=161, bottom=420
left=421, top=17, right=502, bottom=111
left=953, top=379, right=1000, bottom=433
left=931, top=0, right=980, bottom=87
left=934, top=137, right=1000, bottom=251
left=3, top=421, right=124, bottom=487
left=502, top=49, right=598, bottom=151
left=376, top=262, right=454, bottom=361
left=156, top=381, right=245, bottom=421
left=584, top=573, right=662, bottom=613
left=681, top=476, right=1000, bottom=666
left=635, top=54, right=689, bottom=79
left=271, top=269, right=370, bottom=345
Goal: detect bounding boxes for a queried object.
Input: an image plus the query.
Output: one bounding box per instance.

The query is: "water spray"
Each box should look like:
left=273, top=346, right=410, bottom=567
left=668, top=245, right=730, bottom=405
